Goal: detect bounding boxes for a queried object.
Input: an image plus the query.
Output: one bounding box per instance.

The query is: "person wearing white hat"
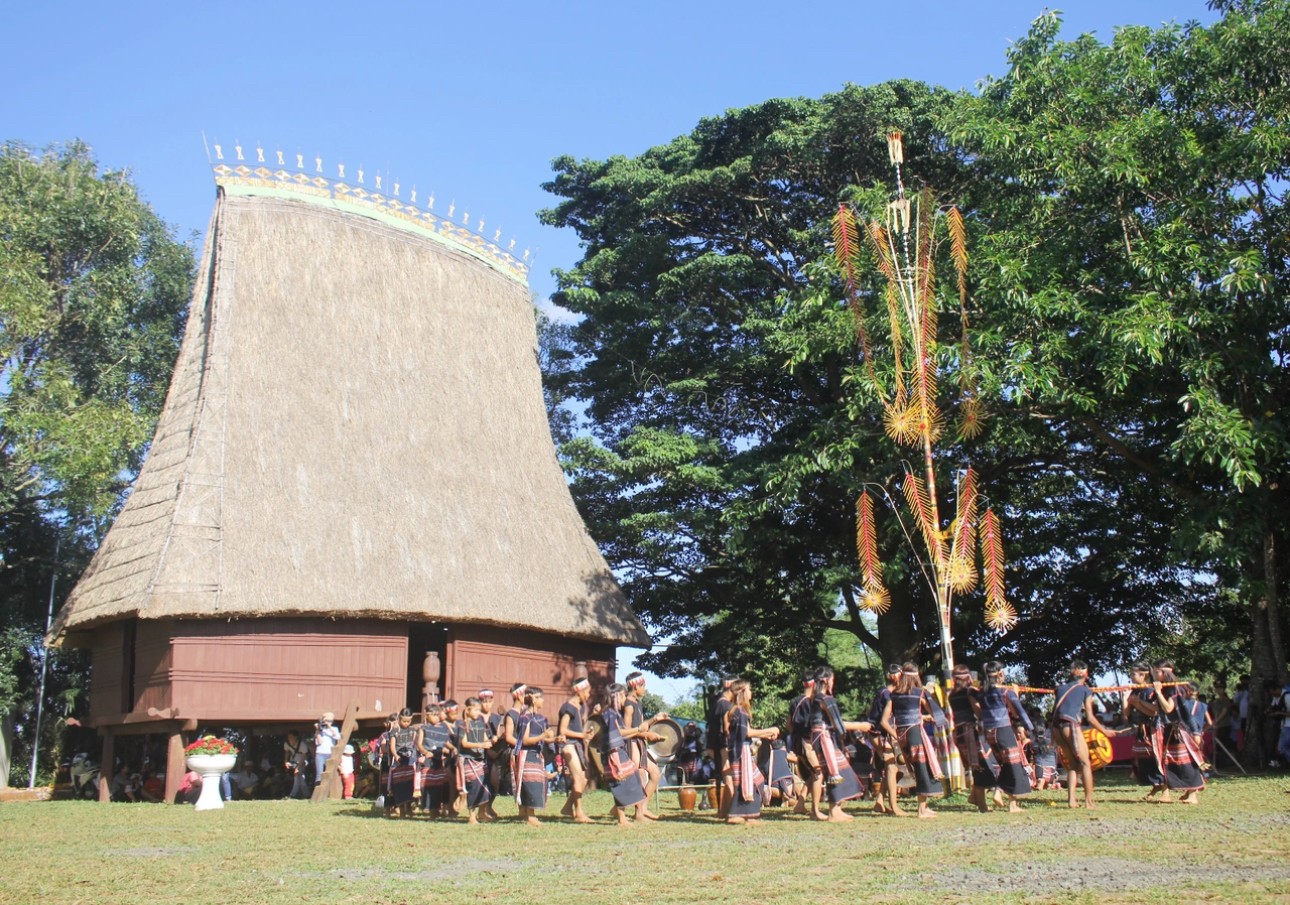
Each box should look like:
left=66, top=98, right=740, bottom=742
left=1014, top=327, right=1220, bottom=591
left=340, top=743, right=356, bottom=799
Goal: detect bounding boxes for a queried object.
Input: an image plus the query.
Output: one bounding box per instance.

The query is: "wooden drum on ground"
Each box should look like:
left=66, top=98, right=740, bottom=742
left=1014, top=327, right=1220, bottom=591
left=1056, top=727, right=1113, bottom=771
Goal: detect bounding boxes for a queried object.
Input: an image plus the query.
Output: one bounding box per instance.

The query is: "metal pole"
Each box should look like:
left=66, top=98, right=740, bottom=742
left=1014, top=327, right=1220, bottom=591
left=28, top=538, right=58, bottom=789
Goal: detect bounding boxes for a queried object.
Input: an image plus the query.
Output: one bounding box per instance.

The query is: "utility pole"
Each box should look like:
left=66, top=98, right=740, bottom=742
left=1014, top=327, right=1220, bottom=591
left=28, top=537, right=59, bottom=789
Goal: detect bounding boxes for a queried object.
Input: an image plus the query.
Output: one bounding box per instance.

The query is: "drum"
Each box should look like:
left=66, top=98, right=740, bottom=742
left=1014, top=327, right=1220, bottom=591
left=1085, top=728, right=1113, bottom=770
left=649, top=717, right=683, bottom=761
left=1056, top=727, right=1113, bottom=772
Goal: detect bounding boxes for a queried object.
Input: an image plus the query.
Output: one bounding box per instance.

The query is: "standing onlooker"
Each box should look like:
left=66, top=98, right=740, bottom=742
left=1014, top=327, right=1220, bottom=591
left=340, top=744, right=356, bottom=799
left=1233, top=675, right=1250, bottom=753
left=284, top=730, right=310, bottom=799
left=1273, top=679, right=1290, bottom=768
left=314, top=712, right=341, bottom=787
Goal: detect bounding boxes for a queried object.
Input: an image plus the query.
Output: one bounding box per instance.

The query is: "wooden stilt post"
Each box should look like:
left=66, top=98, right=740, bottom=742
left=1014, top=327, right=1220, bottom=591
left=97, top=732, right=114, bottom=803
left=311, top=701, right=360, bottom=802
left=164, top=730, right=186, bottom=804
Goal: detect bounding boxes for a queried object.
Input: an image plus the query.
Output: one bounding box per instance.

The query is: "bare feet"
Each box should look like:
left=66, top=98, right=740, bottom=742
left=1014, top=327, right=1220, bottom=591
left=828, top=809, right=854, bottom=822
left=1007, top=801, right=1022, bottom=813
left=726, top=816, right=746, bottom=825
left=917, top=807, right=936, bottom=819
left=525, top=816, right=542, bottom=826
left=573, top=815, right=593, bottom=823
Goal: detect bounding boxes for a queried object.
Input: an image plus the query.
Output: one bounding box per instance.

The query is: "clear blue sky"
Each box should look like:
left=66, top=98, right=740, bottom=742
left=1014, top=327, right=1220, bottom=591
left=1, top=0, right=1213, bottom=701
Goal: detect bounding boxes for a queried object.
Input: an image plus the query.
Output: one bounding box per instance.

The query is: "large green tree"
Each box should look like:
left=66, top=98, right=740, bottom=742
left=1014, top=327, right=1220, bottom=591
left=0, top=141, right=194, bottom=782
left=945, top=0, right=1289, bottom=756
left=540, top=81, right=1199, bottom=691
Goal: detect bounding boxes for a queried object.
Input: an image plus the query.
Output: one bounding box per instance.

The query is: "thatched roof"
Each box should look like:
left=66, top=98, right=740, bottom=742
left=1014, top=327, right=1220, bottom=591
left=51, top=170, right=649, bottom=648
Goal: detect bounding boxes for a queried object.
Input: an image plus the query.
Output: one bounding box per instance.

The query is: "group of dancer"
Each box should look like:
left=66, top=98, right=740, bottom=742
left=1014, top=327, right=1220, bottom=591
left=371, top=658, right=1209, bottom=826
left=376, top=673, right=673, bottom=826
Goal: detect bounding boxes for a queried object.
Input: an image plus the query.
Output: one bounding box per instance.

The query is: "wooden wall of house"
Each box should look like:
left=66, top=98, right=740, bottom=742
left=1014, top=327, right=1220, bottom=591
left=134, top=620, right=173, bottom=715
left=167, top=618, right=407, bottom=722
left=88, top=621, right=126, bottom=722
left=444, top=624, right=616, bottom=705
left=87, top=617, right=622, bottom=730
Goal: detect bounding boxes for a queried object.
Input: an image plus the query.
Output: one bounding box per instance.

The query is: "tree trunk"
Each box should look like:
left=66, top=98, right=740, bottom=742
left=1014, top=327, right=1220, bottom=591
left=0, top=714, right=13, bottom=788
left=1243, top=526, right=1284, bottom=769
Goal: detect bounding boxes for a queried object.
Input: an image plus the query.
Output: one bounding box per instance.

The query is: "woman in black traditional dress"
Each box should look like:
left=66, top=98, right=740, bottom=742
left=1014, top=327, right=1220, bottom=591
left=1152, top=660, right=1205, bottom=804
left=724, top=679, right=780, bottom=824
left=458, top=696, right=496, bottom=824
left=948, top=664, right=998, bottom=812
left=599, top=682, right=655, bottom=826
left=974, top=661, right=1033, bottom=812
left=1123, top=662, right=1168, bottom=799
left=809, top=666, right=872, bottom=822
left=514, top=687, right=555, bottom=826
left=385, top=708, right=420, bottom=818
left=880, top=663, right=943, bottom=818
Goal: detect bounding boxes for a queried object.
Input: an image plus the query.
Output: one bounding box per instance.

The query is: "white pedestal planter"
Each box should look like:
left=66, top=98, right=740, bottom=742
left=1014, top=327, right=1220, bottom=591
left=186, top=753, right=236, bottom=811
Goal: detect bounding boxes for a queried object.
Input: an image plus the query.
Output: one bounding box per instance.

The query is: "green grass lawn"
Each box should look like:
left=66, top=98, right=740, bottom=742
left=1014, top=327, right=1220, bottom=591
left=3, top=772, right=1288, bottom=905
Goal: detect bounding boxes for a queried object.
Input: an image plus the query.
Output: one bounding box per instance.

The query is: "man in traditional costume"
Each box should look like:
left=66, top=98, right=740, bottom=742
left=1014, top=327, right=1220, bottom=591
left=557, top=677, right=594, bottom=823
left=706, top=674, right=738, bottom=818
left=1051, top=659, right=1116, bottom=809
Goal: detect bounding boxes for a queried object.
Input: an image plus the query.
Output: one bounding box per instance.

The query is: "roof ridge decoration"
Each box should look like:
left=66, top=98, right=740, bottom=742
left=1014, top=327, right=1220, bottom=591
left=209, top=140, right=531, bottom=285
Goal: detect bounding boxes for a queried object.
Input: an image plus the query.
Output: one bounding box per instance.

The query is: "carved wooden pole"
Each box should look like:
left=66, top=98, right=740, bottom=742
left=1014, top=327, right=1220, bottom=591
left=422, top=650, right=441, bottom=715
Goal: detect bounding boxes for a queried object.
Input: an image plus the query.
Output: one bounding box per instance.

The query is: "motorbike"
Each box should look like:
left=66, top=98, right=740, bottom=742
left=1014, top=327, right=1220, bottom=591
left=68, top=752, right=100, bottom=800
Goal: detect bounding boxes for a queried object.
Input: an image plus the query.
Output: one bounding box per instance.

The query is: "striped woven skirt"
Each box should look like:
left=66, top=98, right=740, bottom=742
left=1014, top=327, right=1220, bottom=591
left=1163, top=725, right=1206, bottom=792
left=983, top=725, right=1031, bottom=796
left=953, top=722, right=999, bottom=789
left=728, top=748, right=765, bottom=817
left=1132, top=726, right=1165, bottom=787
left=811, top=728, right=862, bottom=803
left=387, top=761, right=419, bottom=808
left=896, top=723, right=944, bottom=797
left=458, top=757, right=492, bottom=809
left=515, top=748, right=548, bottom=809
